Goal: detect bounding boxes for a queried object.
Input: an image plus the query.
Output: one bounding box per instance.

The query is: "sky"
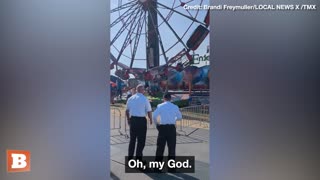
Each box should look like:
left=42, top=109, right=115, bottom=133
left=110, top=0, right=210, bottom=75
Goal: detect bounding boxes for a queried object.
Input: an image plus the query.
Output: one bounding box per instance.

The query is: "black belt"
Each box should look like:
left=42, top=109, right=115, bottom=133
left=131, top=116, right=146, bottom=118
left=158, top=124, right=175, bottom=126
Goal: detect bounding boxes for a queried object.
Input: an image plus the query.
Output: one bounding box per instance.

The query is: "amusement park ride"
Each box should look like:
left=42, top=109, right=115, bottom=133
left=110, top=0, right=210, bottom=94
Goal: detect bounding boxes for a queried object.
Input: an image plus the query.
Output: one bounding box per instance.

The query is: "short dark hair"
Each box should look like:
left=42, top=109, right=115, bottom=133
left=163, top=93, right=171, bottom=100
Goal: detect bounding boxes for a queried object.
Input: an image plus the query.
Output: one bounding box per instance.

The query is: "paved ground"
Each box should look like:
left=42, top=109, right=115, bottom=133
left=110, top=106, right=210, bottom=179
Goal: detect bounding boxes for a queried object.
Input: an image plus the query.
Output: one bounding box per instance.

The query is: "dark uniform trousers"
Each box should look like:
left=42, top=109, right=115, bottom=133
left=155, top=124, right=176, bottom=162
left=128, top=116, right=147, bottom=160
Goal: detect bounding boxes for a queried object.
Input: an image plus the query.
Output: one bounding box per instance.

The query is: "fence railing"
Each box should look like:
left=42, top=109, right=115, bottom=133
left=110, top=104, right=210, bottom=138
left=177, top=104, right=210, bottom=135
left=110, top=107, right=129, bottom=138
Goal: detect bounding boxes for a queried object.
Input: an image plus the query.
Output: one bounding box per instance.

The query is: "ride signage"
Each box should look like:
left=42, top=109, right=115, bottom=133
left=191, top=54, right=210, bottom=65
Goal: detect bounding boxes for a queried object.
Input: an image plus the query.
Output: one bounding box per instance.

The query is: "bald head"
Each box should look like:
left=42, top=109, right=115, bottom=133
left=136, top=84, right=145, bottom=93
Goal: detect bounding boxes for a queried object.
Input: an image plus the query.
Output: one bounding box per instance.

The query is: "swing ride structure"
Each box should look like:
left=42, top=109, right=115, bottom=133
left=110, top=0, right=210, bottom=93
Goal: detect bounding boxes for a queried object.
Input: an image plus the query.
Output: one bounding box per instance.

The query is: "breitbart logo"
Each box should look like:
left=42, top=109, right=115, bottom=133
left=7, top=150, right=31, bottom=172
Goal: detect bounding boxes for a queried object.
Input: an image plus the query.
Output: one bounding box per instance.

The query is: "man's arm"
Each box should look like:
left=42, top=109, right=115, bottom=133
left=146, top=98, right=152, bottom=125
left=152, top=107, right=160, bottom=125
left=126, top=101, right=131, bottom=125
left=126, top=109, right=130, bottom=124
left=147, top=111, right=152, bottom=125
left=176, top=106, right=182, bottom=121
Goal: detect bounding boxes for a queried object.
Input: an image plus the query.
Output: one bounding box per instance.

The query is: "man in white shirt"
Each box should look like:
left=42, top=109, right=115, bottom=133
left=152, top=93, right=182, bottom=166
left=126, top=84, right=152, bottom=161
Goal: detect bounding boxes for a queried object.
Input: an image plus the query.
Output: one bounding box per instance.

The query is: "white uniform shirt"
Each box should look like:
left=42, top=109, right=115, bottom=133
left=152, top=101, right=182, bottom=125
left=126, top=93, right=152, bottom=117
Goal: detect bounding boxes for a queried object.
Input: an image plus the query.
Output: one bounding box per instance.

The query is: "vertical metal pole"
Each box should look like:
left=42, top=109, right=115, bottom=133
left=147, top=0, right=159, bottom=69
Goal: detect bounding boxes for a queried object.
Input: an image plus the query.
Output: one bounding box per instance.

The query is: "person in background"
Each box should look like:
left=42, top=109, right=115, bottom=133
left=152, top=93, right=182, bottom=172
left=110, top=82, right=116, bottom=104
left=126, top=84, right=152, bottom=161
left=116, top=79, right=123, bottom=100
left=126, top=88, right=136, bottom=102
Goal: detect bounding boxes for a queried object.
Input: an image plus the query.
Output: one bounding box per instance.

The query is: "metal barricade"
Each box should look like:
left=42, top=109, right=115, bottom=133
left=110, top=106, right=154, bottom=139
left=110, top=107, right=121, bottom=130
left=177, top=104, right=210, bottom=136
left=110, top=107, right=129, bottom=138
left=111, top=104, right=209, bottom=140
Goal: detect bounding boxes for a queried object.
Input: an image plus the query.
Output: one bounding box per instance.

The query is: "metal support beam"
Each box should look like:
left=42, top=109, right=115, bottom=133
left=147, top=0, right=159, bottom=69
